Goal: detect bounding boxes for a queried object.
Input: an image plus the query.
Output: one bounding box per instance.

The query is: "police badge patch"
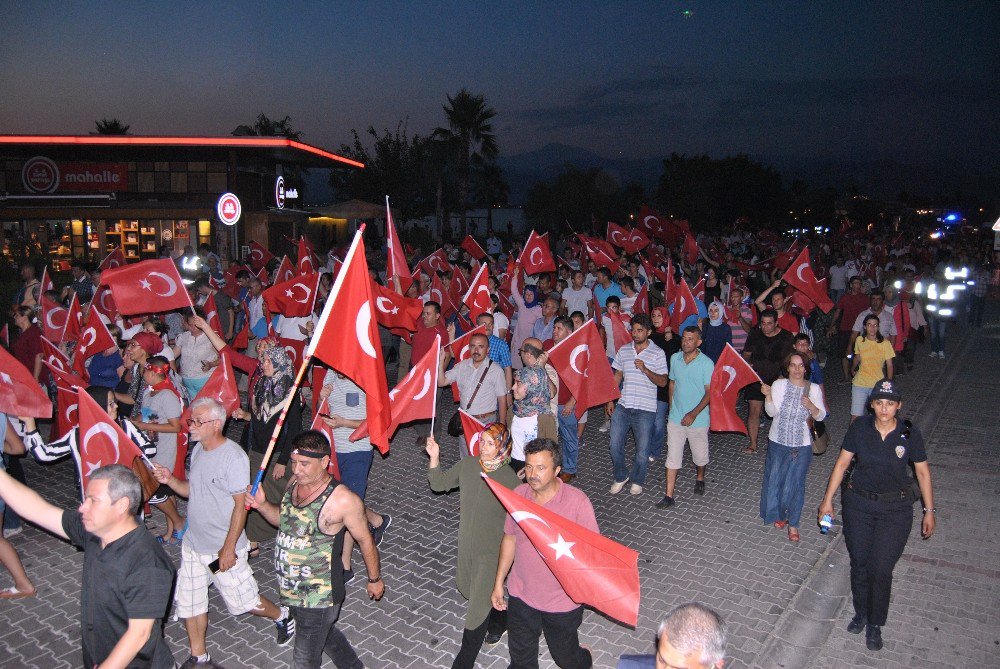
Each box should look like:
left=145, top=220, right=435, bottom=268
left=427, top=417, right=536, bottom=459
left=895, top=445, right=906, bottom=459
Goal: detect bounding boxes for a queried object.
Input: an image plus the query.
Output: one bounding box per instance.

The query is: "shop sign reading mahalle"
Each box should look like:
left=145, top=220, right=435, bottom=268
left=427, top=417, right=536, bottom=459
left=22, top=156, right=128, bottom=193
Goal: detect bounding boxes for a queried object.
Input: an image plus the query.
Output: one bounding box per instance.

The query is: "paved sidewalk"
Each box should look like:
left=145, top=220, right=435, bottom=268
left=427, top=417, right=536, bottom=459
left=0, top=306, right=996, bottom=668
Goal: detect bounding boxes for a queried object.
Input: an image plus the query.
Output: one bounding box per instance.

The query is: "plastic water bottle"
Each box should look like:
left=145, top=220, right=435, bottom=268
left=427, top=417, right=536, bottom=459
left=820, top=514, right=833, bottom=534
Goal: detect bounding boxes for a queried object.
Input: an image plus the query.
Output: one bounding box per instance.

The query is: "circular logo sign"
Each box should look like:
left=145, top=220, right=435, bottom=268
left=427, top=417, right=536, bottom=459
left=22, top=156, right=60, bottom=193
left=275, top=176, right=285, bottom=209
left=217, top=192, right=242, bottom=226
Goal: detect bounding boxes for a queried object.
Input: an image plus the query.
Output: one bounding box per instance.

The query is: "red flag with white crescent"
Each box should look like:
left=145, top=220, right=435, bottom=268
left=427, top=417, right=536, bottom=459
left=459, top=409, right=487, bottom=457
left=202, top=293, right=224, bottom=336
left=482, top=475, right=640, bottom=627
left=445, top=325, right=488, bottom=362
left=278, top=337, right=306, bottom=369
left=670, top=279, right=699, bottom=334
left=101, top=259, right=194, bottom=315
left=0, top=345, right=52, bottom=418
left=275, top=255, right=296, bottom=284
left=606, top=222, right=631, bottom=250
left=781, top=247, right=833, bottom=313
left=371, top=279, right=423, bottom=333
left=708, top=343, right=761, bottom=434
left=61, top=293, right=83, bottom=343
left=519, top=230, right=557, bottom=275
left=40, top=336, right=79, bottom=381
left=40, top=294, right=68, bottom=342
left=634, top=284, right=649, bottom=315
left=310, top=397, right=341, bottom=480
left=72, top=307, right=116, bottom=379
left=607, top=311, right=632, bottom=350
left=53, top=384, right=80, bottom=442
left=462, top=264, right=493, bottom=323
left=247, top=240, right=275, bottom=271
left=351, top=334, right=440, bottom=442
left=385, top=197, right=414, bottom=294
left=547, top=319, right=620, bottom=419
left=430, top=272, right=458, bottom=317
left=181, top=351, right=240, bottom=429
left=580, top=235, right=621, bottom=273
left=76, top=388, right=147, bottom=494
left=306, top=229, right=392, bottom=454
left=97, top=248, right=126, bottom=272
left=691, top=278, right=706, bottom=303
left=419, top=249, right=452, bottom=277
left=262, top=272, right=320, bottom=318
left=297, top=238, right=317, bottom=275
left=91, top=284, right=119, bottom=322
left=460, top=235, right=487, bottom=261
left=623, top=227, right=651, bottom=254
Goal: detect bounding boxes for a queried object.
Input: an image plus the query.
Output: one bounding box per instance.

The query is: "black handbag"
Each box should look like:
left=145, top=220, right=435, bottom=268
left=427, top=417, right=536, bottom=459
left=447, top=361, right=492, bottom=436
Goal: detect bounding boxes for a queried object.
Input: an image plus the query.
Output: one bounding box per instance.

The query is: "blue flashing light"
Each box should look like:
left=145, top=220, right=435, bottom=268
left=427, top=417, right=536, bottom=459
left=944, top=213, right=959, bottom=222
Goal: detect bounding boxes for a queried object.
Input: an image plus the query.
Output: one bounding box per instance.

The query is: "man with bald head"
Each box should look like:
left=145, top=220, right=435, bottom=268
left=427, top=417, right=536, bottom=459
left=439, top=331, right=510, bottom=453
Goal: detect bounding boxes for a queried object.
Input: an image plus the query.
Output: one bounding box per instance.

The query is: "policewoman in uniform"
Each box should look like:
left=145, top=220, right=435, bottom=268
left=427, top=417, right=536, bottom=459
left=818, top=378, right=935, bottom=651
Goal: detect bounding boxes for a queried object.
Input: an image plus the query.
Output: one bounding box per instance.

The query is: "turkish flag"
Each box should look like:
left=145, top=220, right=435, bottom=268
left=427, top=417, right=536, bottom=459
left=445, top=325, right=488, bottom=362
left=547, top=319, right=621, bottom=419
left=691, top=278, right=706, bottom=303
left=97, top=248, right=126, bottom=272
left=781, top=247, right=833, bottom=313
left=40, top=294, right=68, bottom=341
left=384, top=197, right=414, bottom=294
left=419, top=249, right=452, bottom=277
left=773, top=240, right=802, bottom=272
left=460, top=235, right=487, bottom=261
left=102, top=259, right=194, bottom=315
left=232, top=303, right=250, bottom=350
left=263, top=272, right=320, bottom=318
left=44, top=359, right=87, bottom=392
left=351, top=334, right=440, bottom=442
left=463, top=264, right=492, bottom=323
left=482, top=475, right=640, bottom=627
left=606, top=311, right=632, bottom=350
left=72, top=307, right=116, bottom=378
left=275, top=255, right=296, bottom=284
left=247, top=240, right=274, bottom=271
left=459, top=409, right=487, bottom=457
left=278, top=337, right=306, bottom=369
left=683, top=233, right=700, bottom=265
left=637, top=205, right=682, bottom=246
left=580, top=235, right=621, bottom=273
left=371, top=279, right=423, bottom=333
left=307, top=229, right=392, bottom=454
left=40, top=336, right=78, bottom=381
left=40, top=265, right=55, bottom=293
left=220, top=266, right=242, bottom=299
left=633, top=284, right=649, bottom=315
left=429, top=272, right=458, bottom=317
left=519, top=230, right=556, bottom=275
left=52, top=384, right=80, bottom=442
left=61, top=293, right=83, bottom=343
left=669, top=279, right=699, bottom=334
left=76, top=388, right=147, bottom=493
left=709, top=343, right=761, bottom=434
left=606, top=222, right=631, bottom=250
left=182, top=351, right=240, bottom=429
left=202, top=293, right=224, bottom=336
left=496, top=292, right=515, bottom=322
left=0, top=345, right=51, bottom=418
left=91, top=285, right=119, bottom=321
left=297, top=238, right=317, bottom=275
left=310, top=397, right=341, bottom=480
left=624, top=227, right=651, bottom=254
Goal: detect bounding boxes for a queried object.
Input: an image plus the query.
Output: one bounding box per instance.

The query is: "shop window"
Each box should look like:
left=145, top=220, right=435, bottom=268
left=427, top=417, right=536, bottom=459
left=187, top=172, right=207, bottom=192
left=170, top=172, right=188, bottom=193
left=137, top=172, right=155, bottom=192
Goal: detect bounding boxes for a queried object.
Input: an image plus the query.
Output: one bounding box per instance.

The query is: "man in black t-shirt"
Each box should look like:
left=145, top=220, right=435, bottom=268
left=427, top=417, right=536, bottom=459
left=0, top=464, right=176, bottom=668
left=740, top=309, right=795, bottom=454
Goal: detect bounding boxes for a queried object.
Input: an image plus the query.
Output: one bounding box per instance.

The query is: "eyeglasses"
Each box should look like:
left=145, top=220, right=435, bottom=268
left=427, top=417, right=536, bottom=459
left=186, top=418, right=219, bottom=427
left=126, top=341, right=140, bottom=348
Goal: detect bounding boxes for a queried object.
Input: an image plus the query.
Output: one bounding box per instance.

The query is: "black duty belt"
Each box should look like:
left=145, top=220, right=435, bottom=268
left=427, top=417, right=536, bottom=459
left=845, top=482, right=913, bottom=502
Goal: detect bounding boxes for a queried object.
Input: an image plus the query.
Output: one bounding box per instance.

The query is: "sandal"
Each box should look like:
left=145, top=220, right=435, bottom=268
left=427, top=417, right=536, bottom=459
left=156, top=528, right=185, bottom=546
left=788, top=527, right=800, bottom=542
left=248, top=543, right=261, bottom=560
left=741, top=446, right=758, bottom=455
left=0, top=586, right=37, bottom=600
left=774, top=521, right=787, bottom=529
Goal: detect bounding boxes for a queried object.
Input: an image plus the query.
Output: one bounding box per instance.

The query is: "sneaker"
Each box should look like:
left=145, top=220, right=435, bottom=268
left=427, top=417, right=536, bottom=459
left=655, top=495, right=675, bottom=509
left=484, top=628, right=506, bottom=647
left=938, top=351, right=946, bottom=359
left=629, top=484, right=643, bottom=495
left=694, top=480, right=706, bottom=496
left=343, top=568, right=355, bottom=584
left=847, top=613, right=866, bottom=634
left=370, top=514, right=392, bottom=547
left=609, top=479, right=629, bottom=495
left=275, top=611, right=295, bottom=646
left=2, top=526, right=22, bottom=539
left=928, top=351, right=939, bottom=358
left=180, top=657, right=225, bottom=669
left=865, top=624, right=883, bottom=651
left=598, top=419, right=611, bottom=433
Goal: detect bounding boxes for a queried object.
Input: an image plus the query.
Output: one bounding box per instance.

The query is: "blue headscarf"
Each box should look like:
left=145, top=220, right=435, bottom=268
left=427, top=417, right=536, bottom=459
left=522, top=284, right=540, bottom=309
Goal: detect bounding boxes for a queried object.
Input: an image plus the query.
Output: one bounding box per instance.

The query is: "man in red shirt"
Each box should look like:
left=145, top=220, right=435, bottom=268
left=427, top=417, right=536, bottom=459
left=409, top=301, right=448, bottom=374
left=754, top=281, right=799, bottom=334
left=826, top=275, right=869, bottom=382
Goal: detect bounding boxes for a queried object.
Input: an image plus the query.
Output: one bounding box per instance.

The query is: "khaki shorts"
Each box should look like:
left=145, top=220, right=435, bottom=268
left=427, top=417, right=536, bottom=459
left=175, top=543, right=263, bottom=618
left=666, top=421, right=710, bottom=470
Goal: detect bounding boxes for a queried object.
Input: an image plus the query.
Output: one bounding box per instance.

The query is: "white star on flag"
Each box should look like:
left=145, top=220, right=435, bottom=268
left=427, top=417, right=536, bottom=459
left=548, top=534, right=576, bottom=560
left=140, top=279, right=151, bottom=290
left=285, top=289, right=294, bottom=297
left=86, top=460, right=103, bottom=477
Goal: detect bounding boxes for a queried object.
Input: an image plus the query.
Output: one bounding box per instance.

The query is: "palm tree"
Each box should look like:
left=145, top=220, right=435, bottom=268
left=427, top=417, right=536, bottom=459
left=232, top=113, right=302, bottom=140
left=433, top=89, right=498, bottom=237
left=93, top=118, right=130, bottom=134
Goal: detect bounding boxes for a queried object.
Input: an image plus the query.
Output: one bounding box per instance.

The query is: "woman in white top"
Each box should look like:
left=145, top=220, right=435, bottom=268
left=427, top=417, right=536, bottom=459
left=759, top=351, right=827, bottom=542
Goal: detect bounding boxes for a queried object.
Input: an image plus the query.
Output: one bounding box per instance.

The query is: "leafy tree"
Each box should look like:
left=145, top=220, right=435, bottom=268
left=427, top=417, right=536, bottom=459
left=93, top=118, right=130, bottom=134
left=524, top=166, right=644, bottom=233
left=232, top=113, right=302, bottom=140
left=433, top=89, right=498, bottom=236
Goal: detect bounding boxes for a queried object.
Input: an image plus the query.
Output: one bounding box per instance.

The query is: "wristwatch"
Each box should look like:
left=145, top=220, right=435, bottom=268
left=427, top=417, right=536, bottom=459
left=368, top=575, right=383, bottom=584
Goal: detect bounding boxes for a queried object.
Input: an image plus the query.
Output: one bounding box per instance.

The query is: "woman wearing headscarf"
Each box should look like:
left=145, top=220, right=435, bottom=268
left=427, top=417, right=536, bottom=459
left=426, top=424, right=519, bottom=669
left=648, top=307, right=680, bottom=461
left=701, top=300, right=732, bottom=363
left=115, top=331, right=164, bottom=420
left=510, top=339, right=556, bottom=472
left=509, top=268, right=542, bottom=369
left=231, top=336, right=301, bottom=557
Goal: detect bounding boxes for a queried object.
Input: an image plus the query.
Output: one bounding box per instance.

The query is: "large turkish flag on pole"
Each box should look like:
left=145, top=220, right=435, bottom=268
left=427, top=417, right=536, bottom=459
left=297, top=237, right=317, bottom=275
left=72, top=307, right=117, bottom=379
left=351, top=334, right=440, bottom=442
left=482, top=475, right=640, bottom=627
left=77, top=388, right=147, bottom=493
left=306, top=228, right=392, bottom=454
left=547, top=319, right=620, bottom=419
left=371, top=279, right=423, bottom=333
left=0, top=345, right=52, bottom=418
left=102, top=258, right=194, bottom=315
left=518, top=230, right=556, bottom=275
left=247, top=240, right=274, bottom=271
left=709, top=343, right=761, bottom=434
left=384, top=197, right=414, bottom=294
left=263, top=272, right=320, bottom=318
left=462, top=263, right=492, bottom=323
left=40, top=294, right=68, bottom=342
left=669, top=279, right=699, bottom=334
left=61, top=293, right=83, bottom=343
left=781, top=247, right=834, bottom=313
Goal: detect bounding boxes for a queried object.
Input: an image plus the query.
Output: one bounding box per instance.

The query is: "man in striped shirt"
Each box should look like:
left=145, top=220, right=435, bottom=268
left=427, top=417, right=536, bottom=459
left=726, top=286, right=754, bottom=352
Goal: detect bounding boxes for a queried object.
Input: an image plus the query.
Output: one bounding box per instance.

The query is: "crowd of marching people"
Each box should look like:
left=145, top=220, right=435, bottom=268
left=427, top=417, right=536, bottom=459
left=0, top=206, right=996, bottom=667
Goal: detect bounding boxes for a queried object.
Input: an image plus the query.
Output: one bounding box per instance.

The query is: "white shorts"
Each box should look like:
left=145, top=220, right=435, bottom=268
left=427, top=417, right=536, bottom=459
left=851, top=385, right=872, bottom=417
left=175, top=543, right=262, bottom=618
left=666, top=421, right=710, bottom=470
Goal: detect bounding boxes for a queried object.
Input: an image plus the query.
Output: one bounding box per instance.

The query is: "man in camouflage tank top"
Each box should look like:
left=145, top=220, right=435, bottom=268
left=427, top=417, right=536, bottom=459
left=248, top=431, right=385, bottom=669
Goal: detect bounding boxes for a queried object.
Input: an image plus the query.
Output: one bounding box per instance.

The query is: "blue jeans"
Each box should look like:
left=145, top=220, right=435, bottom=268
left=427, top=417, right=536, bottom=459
left=557, top=405, right=580, bottom=474
left=649, top=401, right=668, bottom=459
left=609, top=406, right=655, bottom=486
left=337, top=450, right=373, bottom=499
left=290, top=604, right=362, bottom=669
left=760, top=440, right=813, bottom=528
left=928, top=316, right=948, bottom=352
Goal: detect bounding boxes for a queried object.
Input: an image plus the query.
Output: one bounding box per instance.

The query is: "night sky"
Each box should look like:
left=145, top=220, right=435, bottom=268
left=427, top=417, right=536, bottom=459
left=2, top=2, right=998, bottom=172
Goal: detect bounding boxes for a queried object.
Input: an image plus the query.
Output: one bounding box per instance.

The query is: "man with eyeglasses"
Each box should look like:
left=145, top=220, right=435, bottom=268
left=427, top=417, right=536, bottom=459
left=152, top=397, right=294, bottom=668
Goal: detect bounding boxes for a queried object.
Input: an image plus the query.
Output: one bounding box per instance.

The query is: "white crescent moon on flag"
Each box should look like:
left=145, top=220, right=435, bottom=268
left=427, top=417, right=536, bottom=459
left=468, top=433, right=480, bottom=456
left=80, top=327, right=97, bottom=351
left=796, top=262, right=809, bottom=283
left=285, top=346, right=298, bottom=364
left=206, top=310, right=218, bottom=324
left=722, top=365, right=737, bottom=393
left=45, top=309, right=65, bottom=331
left=413, top=370, right=432, bottom=401
left=569, top=344, right=590, bottom=377
left=430, top=289, right=443, bottom=304
left=290, top=282, right=312, bottom=303
left=250, top=248, right=263, bottom=262
left=529, top=247, right=542, bottom=266
left=100, top=291, right=114, bottom=313
left=459, top=344, right=470, bottom=360
left=511, top=510, right=552, bottom=528
left=356, top=302, right=377, bottom=358
left=65, top=403, right=78, bottom=424
left=679, top=296, right=686, bottom=313
left=375, top=296, right=395, bottom=314
left=148, top=272, right=178, bottom=297
left=476, top=285, right=490, bottom=305
left=48, top=355, right=66, bottom=371
left=643, top=215, right=662, bottom=232
left=302, top=257, right=314, bottom=272
left=82, top=423, right=121, bottom=471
